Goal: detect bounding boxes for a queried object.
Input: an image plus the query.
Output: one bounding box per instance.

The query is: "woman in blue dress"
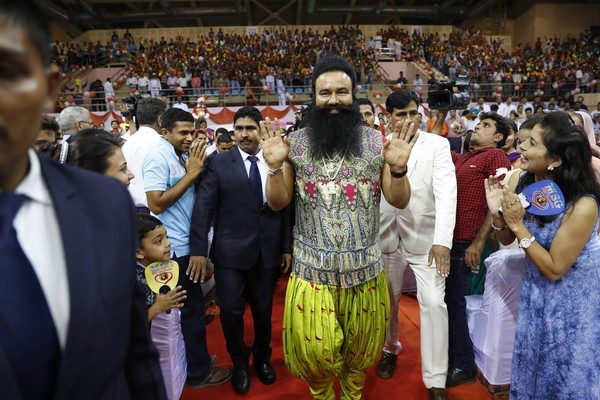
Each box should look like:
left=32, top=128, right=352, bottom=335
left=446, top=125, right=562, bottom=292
left=484, top=111, right=600, bottom=399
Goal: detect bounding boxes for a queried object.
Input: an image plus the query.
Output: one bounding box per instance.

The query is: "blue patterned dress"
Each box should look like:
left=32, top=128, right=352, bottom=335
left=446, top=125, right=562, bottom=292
left=510, top=199, right=600, bottom=399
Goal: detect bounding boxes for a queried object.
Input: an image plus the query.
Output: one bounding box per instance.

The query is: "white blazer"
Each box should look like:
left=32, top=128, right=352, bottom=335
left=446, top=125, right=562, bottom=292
left=380, top=130, right=457, bottom=255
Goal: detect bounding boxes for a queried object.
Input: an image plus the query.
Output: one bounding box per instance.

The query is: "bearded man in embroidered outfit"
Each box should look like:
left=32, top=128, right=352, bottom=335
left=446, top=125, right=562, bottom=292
left=260, top=55, right=418, bottom=400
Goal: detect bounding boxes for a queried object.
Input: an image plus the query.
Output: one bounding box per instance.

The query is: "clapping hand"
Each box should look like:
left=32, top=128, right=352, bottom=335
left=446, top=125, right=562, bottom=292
left=383, top=119, right=419, bottom=172
left=484, top=176, right=504, bottom=217
left=259, top=117, right=289, bottom=168
left=186, top=139, right=207, bottom=177
left=500, top=189, right=526, bottom=231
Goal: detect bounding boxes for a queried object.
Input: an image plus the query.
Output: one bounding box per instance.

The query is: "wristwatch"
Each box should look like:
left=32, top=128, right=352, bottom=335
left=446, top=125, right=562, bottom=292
left=390, top=167, right=408, bottom=179
left=519, top=236, right=536, bottom=249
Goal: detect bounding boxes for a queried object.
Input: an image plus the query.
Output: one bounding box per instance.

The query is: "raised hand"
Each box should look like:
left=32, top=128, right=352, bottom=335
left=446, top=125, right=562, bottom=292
left=260, top=117, right=290, bottom=168
left=485, top=176, right=504, bottom=217
left=186, top=139, right=207, bottom=178
left=382, top=119, right=419, bottom=172
left=500, top=189, right=526, bottom=231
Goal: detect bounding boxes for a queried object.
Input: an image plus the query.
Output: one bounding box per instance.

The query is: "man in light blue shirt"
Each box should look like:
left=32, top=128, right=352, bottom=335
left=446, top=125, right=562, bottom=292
left=143, top=108, right=231, bottom=389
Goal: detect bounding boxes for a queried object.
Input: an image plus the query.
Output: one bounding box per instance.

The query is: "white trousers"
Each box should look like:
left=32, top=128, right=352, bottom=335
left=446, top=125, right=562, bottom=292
left=382, top=243, right=449, bottom=388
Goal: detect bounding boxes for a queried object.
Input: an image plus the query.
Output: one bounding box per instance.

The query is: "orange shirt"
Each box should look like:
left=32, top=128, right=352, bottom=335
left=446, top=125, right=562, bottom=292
left=426, top=119, right=449, bottom=137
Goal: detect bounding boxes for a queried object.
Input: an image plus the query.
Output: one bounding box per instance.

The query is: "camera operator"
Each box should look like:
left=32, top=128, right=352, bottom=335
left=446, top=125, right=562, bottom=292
left=425, top=78, right=512, bottom=387
left=446, top=112, right=512, bottom=387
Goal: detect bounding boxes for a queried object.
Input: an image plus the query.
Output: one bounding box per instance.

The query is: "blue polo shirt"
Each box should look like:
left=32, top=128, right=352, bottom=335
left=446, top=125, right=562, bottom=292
left=142, top=137, right=195, bottom=257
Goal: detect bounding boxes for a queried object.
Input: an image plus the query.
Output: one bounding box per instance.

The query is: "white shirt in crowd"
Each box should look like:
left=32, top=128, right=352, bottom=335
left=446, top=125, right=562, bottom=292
left=138, top=75, right=149, bottom=88
left=499, top=103, right=517, bottom=118
left=122, top=125, right=162, bottom=207
left=103, top=80, right=115, bottom=99
left=177, top=77, right=188, bottom=88
left=413, top=77, right=423, bottom=92
left=167, top=76, right=178, bottom=88
left=172, top=102, right=191, bottom=113
left=126, top=76, right=138, bottom=87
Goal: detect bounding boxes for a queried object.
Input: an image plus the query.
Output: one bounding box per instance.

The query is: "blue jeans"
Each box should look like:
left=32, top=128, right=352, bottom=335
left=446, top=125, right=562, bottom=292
left=444, top=241, right=475, bottom=371
left=447, top=137, right=463, bottom=153
left=174, top=254, right=211, bottom=380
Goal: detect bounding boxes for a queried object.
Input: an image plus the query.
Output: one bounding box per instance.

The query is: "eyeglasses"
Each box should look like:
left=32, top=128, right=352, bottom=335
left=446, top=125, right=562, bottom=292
left=395, top=110, right=419, bottom=117
left=78, top=120, right=94, bottom=127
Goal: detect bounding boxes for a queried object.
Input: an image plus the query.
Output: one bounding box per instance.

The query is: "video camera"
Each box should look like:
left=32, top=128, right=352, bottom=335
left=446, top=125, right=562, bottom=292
left=121, top=95, right=141, bottom=130
left=427, top=76, right=471, bottom=110
left=121, top=95, right=139, bottom=118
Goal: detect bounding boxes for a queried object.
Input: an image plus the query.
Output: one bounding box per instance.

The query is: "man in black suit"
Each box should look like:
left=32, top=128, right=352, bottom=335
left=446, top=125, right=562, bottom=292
left=189, top=106, right=293, bottom=394
left=0, top=2, right=165, bottom=399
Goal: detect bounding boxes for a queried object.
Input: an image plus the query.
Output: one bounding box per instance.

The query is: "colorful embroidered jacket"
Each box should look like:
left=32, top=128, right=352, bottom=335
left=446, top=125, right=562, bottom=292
left=288, top=126, right=385, bottom=288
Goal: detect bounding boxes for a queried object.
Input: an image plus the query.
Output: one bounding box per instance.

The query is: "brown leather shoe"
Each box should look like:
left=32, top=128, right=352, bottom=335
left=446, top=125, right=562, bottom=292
left=375, top=351, right=397, bottom=379
left=428, top=387, right=448, bottom=400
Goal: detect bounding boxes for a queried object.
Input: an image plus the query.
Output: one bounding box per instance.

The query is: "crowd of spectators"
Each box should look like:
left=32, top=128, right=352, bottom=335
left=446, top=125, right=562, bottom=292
left=376, top=27, right=599, bottom=96
left=54, top=26, right=379, bottom=94
left=51, top=29, right=136, bottom=73
left=53, top=26, right=598, bottom=111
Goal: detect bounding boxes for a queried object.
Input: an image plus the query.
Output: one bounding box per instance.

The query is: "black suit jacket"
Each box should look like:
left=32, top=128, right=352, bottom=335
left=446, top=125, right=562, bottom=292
left=0, top=157, right=166, bottom=400
left=190, top=149, right=292, bottom=270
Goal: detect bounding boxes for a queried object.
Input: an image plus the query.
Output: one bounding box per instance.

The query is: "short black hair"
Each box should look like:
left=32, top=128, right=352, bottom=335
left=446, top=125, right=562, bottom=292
left=136, top=98, right=166, bottom=125
left=385, top=90, right=420, bottom=113
left=234, top=106, right=262, bottom=126
left=490, top=104, right=499, bottom=112
left=217, top=133, right=233, bottom=144
left=479, top=112, right=512, bottom=148
left=161, top=107, right=194, bottom=131
left=194, top=117, right=207, bottom=129
left=215, top=127, right=229, bottom=137
left=311, top=55, right=357, bottom=93
left=41, top=115, right=59, bottom=133
left=0, top=0, right=52, bottom=67
left=357, top=98, right=375, bottom=114
left=507, top=118, right=518, bottom=133
left=63, top=130, right=123, bottom=174
left=135, top=213, right=163, bottom=244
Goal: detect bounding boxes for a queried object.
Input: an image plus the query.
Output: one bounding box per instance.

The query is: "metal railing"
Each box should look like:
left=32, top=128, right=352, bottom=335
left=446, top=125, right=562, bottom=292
left=55, top=80, right=597, bottom=112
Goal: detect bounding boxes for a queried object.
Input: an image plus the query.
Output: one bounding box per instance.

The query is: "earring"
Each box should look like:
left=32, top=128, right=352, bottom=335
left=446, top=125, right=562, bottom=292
left=547, top=165, right=554, bottom=171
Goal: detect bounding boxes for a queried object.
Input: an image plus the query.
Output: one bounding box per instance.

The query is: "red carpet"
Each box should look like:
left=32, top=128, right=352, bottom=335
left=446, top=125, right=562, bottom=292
left=182, top=277, right=495, bottom=400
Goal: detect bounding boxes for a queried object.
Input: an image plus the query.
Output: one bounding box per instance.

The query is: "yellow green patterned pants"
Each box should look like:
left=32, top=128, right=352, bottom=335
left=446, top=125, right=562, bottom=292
left=283, top=272, right=390, bottom=400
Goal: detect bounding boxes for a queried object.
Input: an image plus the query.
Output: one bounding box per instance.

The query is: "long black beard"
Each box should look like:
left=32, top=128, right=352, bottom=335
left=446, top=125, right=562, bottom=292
left=304, top=102, right=363, bottom=159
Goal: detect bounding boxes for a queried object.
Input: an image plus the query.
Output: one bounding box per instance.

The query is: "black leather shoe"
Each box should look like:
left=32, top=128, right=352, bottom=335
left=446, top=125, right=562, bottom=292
left=446, top=367, right=476, bottom=387
left=254, top=362, right=276, bottom=384
left=231, top=367, right=250, bottom=393
left=376, top=352, right=397, bottom=379
left=427, top=387, right=448, bottom=400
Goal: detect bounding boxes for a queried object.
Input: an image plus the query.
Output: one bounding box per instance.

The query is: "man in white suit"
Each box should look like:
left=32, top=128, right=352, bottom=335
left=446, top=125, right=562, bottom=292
left=376, top=90, right=457, bottom=400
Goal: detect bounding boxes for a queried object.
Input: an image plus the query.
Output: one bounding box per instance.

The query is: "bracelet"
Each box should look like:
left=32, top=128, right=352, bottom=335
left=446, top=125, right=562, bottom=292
left=390, top=167, right=408, bottom=179
left=268, top=165, right=284, bottom=176
left=491, top=219, right=507, bottom=232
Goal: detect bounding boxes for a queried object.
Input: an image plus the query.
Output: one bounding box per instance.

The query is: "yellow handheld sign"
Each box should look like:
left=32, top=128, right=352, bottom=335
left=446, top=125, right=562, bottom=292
left=144, top=260, right=179, bottom=294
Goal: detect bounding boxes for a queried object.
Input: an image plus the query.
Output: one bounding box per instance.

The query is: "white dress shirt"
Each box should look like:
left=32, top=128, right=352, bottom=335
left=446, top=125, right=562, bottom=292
left=137, top=76, right=149, bottom=87
left=122, top=125, right=162, bottom=207
left=237, top=147, right=267, bottom=203
left=103, top=81, right=115, bottom=99
left=12, top=150, right=70, bottom=349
